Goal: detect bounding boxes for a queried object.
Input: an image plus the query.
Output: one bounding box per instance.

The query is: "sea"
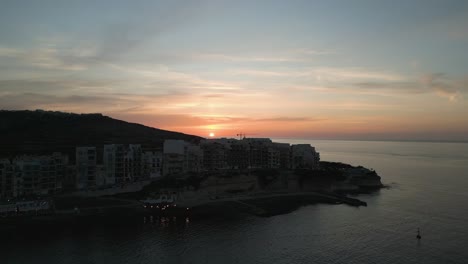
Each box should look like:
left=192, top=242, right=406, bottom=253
left=2, top=140, right=468, bottom=264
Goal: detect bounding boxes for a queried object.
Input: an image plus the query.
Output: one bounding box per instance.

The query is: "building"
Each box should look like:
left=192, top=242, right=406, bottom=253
left=0, top=159, right=17, bottom=199
left=245, top=138, right=270, bottom=169
left=103, top=144, right=125, bottom=186
left=163, top=140, right=187, bottom=176
left=163, top=140, right=204, bottom=176
left=50, top=152, right=68, bottom=191
left=200, top=138, right=286, bottom=171
left=95, top=165, right=106, bottom=187
left=143, top=150, right=163, bottom=179
left=76, top=147, right=97, bottom=190
left=15, top=159, right=40, bottom=196
left=227, top=139, right=250, bottom=170
left=125, top=144, right=143, bottom=182
left=2, top=138, right=321, bottom=196
left=291, top=144, right=320, bottom=169
left=62, top=164, right=77, bottom=191
left=272, top=142, right=291, bottom=169
left=12, top=153, right=68, bottom=196
left=200, top=139, right=230, bottom=171
left=186, top=145, right=203, bottom=174
left=244, top=138, right=283, bottom=169
left=104, top=144, right=146, bottom=185
left=267, top=147, right=281, bottom=169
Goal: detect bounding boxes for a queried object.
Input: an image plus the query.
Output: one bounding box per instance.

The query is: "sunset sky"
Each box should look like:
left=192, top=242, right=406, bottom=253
left=1, top=0, right=467, bottom=141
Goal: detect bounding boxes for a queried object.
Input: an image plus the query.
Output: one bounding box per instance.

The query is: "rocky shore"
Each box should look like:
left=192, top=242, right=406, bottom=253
left=187, top=190, right=368, bottom=218
left=1, top=161, right=383, bottom=227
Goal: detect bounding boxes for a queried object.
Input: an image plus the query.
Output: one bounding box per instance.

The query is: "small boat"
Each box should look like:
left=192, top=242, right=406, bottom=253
left=417, top=228, right=422, bottom=240
left=140, top=193, right=177, bottom=210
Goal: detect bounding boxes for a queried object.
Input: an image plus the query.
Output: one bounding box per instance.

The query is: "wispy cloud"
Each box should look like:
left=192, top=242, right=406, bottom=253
left=0, top=75, right=252, bottom=116
left=191, top=53, right=302, bottom=62
left=186, top=47, right=334, bottom=64
left=420, top=73, right=466, bottom=101
left=312, top=67, right=405, bottom=82
left=229, top=67, right=404, bottom=81
left=227, top=65, right=467, bottom=101
left=0, top=92, right=144, bottom=112
left=0, top=44, right=96, bottom=71
left=107, top=112, right=325, bottom=136
left=255, top=117, right=320, bottom=122
left=228, top=69, right=298, bottom=77
left=293, top=48, right=336, bottom=56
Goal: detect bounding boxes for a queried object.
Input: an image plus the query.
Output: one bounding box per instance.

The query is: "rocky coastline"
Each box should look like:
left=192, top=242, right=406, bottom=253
left=1, top=161, right=383, bottom=228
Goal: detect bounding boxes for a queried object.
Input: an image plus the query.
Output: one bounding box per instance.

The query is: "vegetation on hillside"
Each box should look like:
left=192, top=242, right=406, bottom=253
left=0, top=110, right=203, bottom=160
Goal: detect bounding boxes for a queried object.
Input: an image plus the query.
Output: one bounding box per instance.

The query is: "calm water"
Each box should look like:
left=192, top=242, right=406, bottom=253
left=3, top=140, right=468, bottom=264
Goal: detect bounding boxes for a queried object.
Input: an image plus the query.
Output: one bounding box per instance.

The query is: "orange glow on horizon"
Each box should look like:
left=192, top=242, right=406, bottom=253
left=114, top=109, right=468, bottom=141
left=153, top=113, right=468, bottom=141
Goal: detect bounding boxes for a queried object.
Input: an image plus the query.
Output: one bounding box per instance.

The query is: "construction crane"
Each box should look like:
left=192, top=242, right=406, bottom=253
left=236, top=132, right=258, bottom=140
left=236, top=132, right=245, bottom=140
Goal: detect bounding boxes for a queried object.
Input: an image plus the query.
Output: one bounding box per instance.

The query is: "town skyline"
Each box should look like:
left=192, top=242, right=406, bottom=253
left=0, top=137, right=321, bottom=198
left=1, top=1, right=468, bottom=141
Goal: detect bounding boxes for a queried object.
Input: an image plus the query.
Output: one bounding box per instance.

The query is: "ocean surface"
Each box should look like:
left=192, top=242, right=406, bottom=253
left=3, top=140, right=468, bottom=264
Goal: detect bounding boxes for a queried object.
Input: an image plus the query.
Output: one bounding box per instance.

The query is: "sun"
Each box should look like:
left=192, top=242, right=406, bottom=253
left=209, top=132, right=215, bottom=138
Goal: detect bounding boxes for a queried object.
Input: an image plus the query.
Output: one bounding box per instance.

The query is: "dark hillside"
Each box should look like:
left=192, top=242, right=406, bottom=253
left=0, top=110, right=203, bottom=160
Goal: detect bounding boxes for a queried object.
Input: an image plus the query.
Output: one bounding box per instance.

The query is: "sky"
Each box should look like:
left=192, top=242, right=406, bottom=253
left=1, top=0, right=467, bottom=141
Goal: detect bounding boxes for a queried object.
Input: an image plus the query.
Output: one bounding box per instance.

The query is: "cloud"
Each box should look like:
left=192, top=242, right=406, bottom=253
left=111, top=113, right=323, bottom=131
left=112, top=113, right=210, bottom=128
left=294, top=48, right=335, bottom=56
left=229, top=67, right=404, bottom=81
left=0, top=2, right=214, bottom=71
left=255, top=117, right=324, bottom=122
left=168, top=47, right=334, bottom=64
left=353, top=81, right=426, bottom=94
left=0, top=93, right=117, bottom=111
left=0, top=45, right=96, bottom=71
left=311, top=67, right=405, bottom=82
left=90, top=1, right=214, bottom=62
left=185, top=115, right=324, bottom=127
left=0, top=87, right=193, bottom=114
left=0, top=79, right=124, bottom=95
left=228, top=69, right=298, bottom=77
left=0, top=79, right=93, bottom=94
left=203, top=94, right=225, bottom=98
left=420, top=73, right=466, bottom=101
left=0, top=47, right=22, bottom=57
left=351, top=73, right=468, bottom=101
left=228, top=65, right=467, bottom=101
left=191, top=53, right=303, bottom=63
left=0, top=53, right=247, bottom=100
left=106, top=63, right=242, bottom=92
left=0, top=74, right=252, bottom=116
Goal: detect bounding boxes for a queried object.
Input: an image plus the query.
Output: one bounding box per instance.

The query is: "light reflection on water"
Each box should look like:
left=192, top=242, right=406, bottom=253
left=2, top=140, right=468, bottom=264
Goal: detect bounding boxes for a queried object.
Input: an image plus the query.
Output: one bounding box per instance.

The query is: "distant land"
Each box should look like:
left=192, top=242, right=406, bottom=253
left=0, top=109, right=384, bottom=222
left=0, top=110, right=203, bottom=160
left=272, top=137, right=468, bottom=144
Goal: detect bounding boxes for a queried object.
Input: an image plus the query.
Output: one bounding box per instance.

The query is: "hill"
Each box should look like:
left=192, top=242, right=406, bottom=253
left=0, top=110, right=203, bottom=160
